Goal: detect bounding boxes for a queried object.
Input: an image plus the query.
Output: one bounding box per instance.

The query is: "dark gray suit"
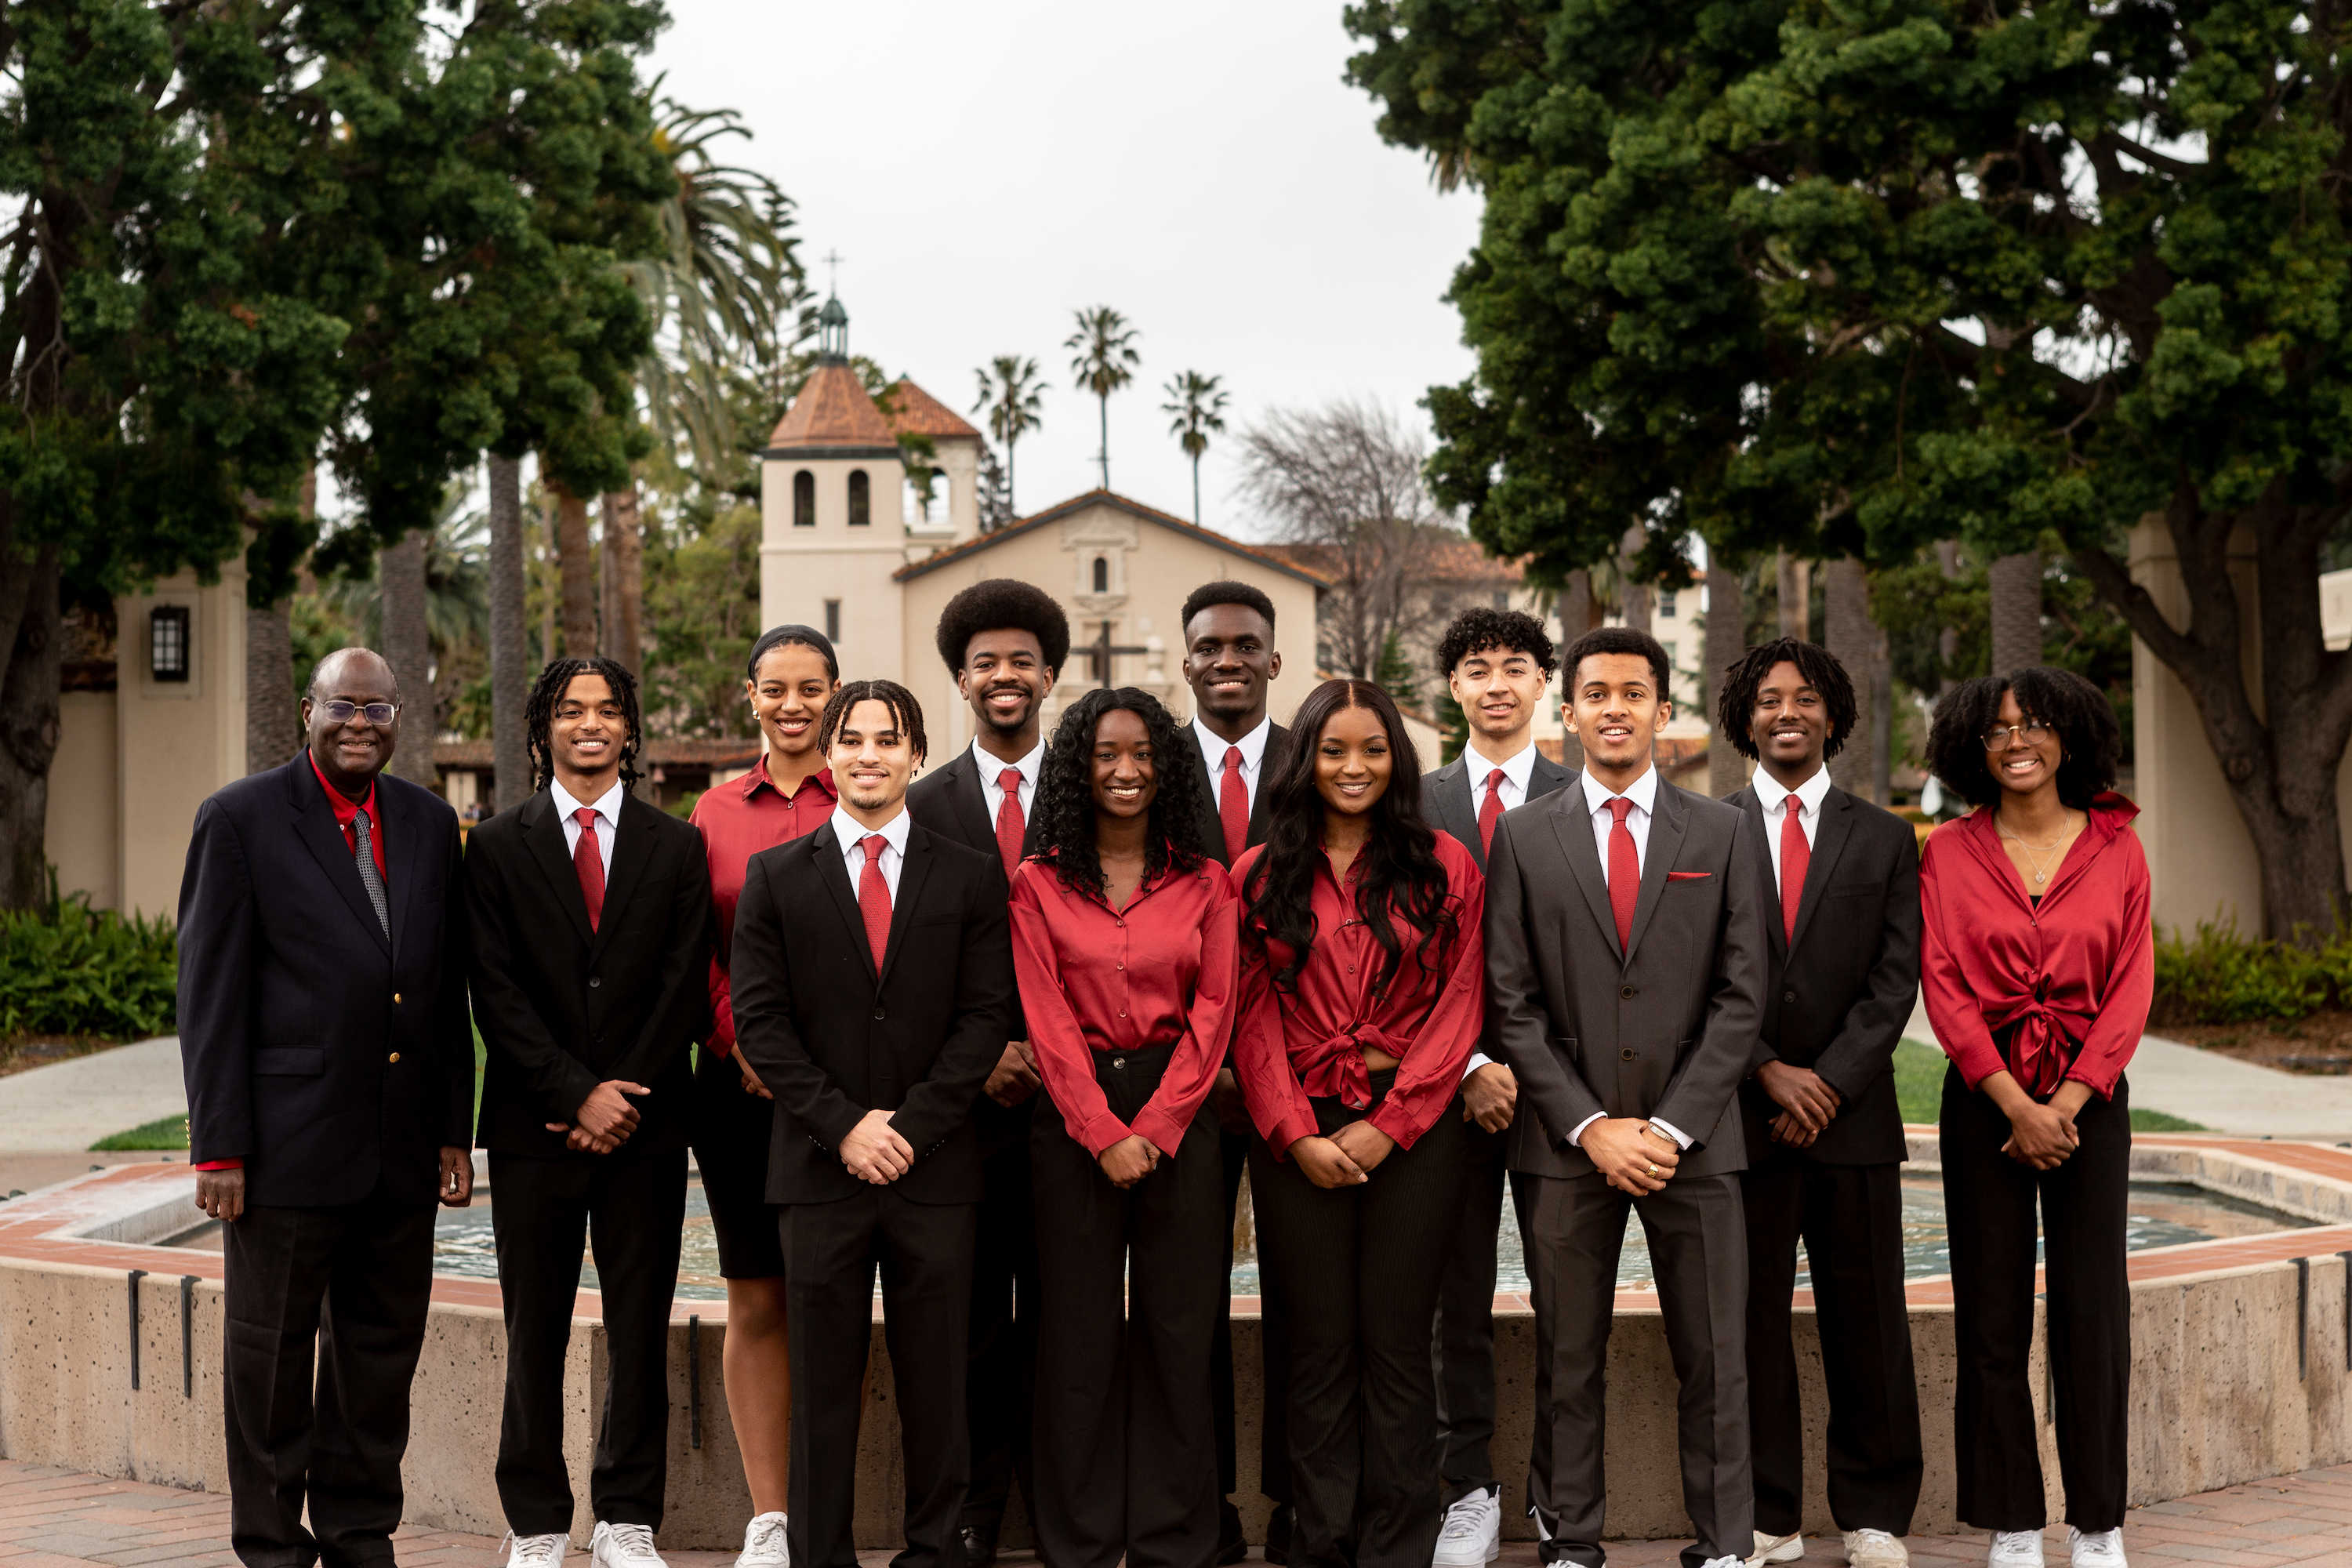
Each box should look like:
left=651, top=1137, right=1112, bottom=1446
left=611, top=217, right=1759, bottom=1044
left=1422, top=746, right=1571, bottom=1505
left=1484, top=773, right=1768, bottom=1568
left=1727, top=782, right=1922, bottom=1538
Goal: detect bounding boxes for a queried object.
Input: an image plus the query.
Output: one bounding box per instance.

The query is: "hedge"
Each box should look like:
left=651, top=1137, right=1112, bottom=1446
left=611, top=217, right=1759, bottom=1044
left=0, top=880, right=176, bottom=1041
left=2149, top=919, right=2352, bottom=1027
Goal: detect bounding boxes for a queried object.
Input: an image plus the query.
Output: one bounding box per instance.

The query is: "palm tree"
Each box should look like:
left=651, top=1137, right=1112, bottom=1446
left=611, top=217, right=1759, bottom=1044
left=1065, top=306, right=1141, bottom=492
left=973, top=355, right=1044, bottom=514
left=1162, top=370, right=1229, bottom=524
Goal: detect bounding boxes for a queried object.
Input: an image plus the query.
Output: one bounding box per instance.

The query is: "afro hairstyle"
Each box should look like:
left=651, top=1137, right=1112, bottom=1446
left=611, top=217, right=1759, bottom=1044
left=934, top=579, right=1072, bottom=676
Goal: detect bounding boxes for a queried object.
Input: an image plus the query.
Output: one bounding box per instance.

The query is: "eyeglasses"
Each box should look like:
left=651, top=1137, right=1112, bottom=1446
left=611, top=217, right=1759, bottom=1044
left=318, top=700, right=401, bottom=726
left=1980, top=719, right=2051, bottom=750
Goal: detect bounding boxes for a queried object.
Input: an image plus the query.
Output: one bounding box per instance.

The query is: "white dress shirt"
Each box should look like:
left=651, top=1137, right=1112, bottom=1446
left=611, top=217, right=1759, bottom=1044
left=1192, top=713, right=1273, bottom=815
left=1751, top=764, right=1831, bottom=898
left=1564, top=764, right=1690, bottom=1153
left=830, top=803, right=910, bottom=902
left=1464, top=736, right=1541, bottom=815
left=551, top=777, right=625, bottom=880
left=973, top=735, right=1044, bottom=826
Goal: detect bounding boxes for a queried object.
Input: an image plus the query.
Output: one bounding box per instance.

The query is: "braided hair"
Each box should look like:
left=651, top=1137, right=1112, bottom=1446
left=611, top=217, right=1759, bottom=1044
left=1713, top=637, right=1858, bottom=761
left=815, top=679, right=928, bottom=763
left=526, top=657, right=645, bottom=791
left=1029, top=688, right=1210, bottom=898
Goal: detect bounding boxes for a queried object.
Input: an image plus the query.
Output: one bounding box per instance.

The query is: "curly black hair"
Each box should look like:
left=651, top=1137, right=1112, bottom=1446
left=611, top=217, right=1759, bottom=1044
left=1714, top=637, right=1858, bottom=761
left=1028, top=688, right=1210, bottom=898
left=934, top=579, right=1072, bottom=676
left=816, top=678, right=928, bottom=764
left=1926, top=667, right=2121, bottom=810
left=526, top=657, right=644, bottom=791
left=1434, top=606, right=1558, bottom=684
left=1181, top=579, right=1276, bottom=634
left=1243, top=678, right=1457, bottom=995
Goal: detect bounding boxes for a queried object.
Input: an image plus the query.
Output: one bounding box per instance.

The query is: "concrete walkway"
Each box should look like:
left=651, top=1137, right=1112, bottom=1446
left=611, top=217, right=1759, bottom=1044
left=0, top=1036, right=183, bottom=1154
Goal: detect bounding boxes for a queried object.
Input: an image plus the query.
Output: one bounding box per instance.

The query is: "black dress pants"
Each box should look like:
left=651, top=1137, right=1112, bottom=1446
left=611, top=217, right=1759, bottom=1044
left=1031, top=1047, right=1225, bottom=1568
left=783, top=1187, right=978, bottom=1568
left=491, top=1146, right=688, bottom=1534
left=1433, top=1120, right=1509, bottom=1506
left=1940, top=1065, right=2131, bottom=1533
left=1250, top=1078, right=1468, bottom=1568
left=963, top=1098, right=1039, bottom=1545
left=1216, top=1126, right=1292, bottom=1509
left=1741, top=1151, right=1922, bottom=1536
left=223, top=1184, right=437, bottom=1568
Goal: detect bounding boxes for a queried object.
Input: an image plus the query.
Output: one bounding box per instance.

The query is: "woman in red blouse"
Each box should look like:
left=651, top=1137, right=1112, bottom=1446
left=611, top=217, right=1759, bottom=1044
left=1920, top=667, right=2148, bottom=1568
left=686, top=624, right=838, bottom=1568
left=1232, top=678, right=1484, bottom=1568
left=1011, top=686, right=1238, bottom=1568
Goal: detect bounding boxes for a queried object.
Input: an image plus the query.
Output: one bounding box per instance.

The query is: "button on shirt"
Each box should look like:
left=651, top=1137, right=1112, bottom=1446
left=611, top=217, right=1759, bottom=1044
left=829, top=803, right=909, bottom=901
left=551, top=777, right=624, bottom=880
left=1193, top=713, right=1272, bottom=815
left=1750, top=764, right=1831, bottom=898
left=976, top=735, right=1044, bottom=825
left=1568, top=764, right=1692, bottom=1153
left=690, top=756, right=838, bottom=1054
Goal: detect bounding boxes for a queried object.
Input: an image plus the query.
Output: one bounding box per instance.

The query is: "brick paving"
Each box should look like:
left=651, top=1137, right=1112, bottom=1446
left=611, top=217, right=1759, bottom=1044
left=0, top=1460, right=2348, bottom=1568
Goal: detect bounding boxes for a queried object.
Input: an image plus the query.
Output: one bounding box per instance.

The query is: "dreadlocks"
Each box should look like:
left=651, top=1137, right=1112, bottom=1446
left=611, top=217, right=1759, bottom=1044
left=525, top=657, right=646, bottom=792
left=1714, top=637, right=1859, bottom=761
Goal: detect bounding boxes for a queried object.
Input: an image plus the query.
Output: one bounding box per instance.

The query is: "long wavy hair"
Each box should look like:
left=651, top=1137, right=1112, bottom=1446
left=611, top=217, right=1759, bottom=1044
left=1029, top=687, right=1210, bottom=898
left=1243, top=678, right=1456, bottom=994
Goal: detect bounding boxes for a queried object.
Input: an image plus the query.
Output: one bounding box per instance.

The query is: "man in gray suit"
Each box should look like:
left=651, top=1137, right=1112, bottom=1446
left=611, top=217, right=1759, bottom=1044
left=1423, top=608, right=1573, bottom=1568
left=1485, top=626, right=1769, bottom=1568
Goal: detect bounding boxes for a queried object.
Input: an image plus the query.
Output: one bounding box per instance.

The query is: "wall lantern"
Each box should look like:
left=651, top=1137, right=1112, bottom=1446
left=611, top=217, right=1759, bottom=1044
left=149, top=606, right=190, bottom=682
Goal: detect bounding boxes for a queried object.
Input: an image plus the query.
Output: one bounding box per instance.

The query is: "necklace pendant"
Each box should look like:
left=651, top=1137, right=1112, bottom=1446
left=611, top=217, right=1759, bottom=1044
left=2034, top=871, right=2046, bottom=884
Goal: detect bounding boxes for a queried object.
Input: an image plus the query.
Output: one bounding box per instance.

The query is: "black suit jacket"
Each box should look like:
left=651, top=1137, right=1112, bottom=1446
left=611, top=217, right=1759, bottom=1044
left=1190, top=720, right=1291, bottom=870
left=1726, top=782, right=1921, bottom=1166
left=730, top=818, right=1016, bottom=1205
left=466, top=787, right=713, bottom=1157
left=907, top=745, right=1041, bottom=1033
left=176, top=755, right=474, bottom=1207
left=1425, top=746, right=1574, bottom=873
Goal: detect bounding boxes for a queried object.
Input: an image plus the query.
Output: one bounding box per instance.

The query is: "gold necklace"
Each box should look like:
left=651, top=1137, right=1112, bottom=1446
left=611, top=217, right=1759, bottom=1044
left=1995, top=810, right=2074, bottom=885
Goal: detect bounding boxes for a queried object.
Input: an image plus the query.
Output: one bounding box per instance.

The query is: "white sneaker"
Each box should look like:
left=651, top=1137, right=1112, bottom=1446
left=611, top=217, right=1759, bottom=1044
left=1700, top=1555, right=1748, bottom=1568
left=502, top=1533, right=569, bottom=1568
left=1753, top=1532, right=1805, bottom=1564
left=1990, top=1532, right=2046, bottom=1568
left=1433, top=1487, right=1502, bottom=1567
left=2067, top=1530, right=2124, bottom=1568
left=590, top=1521, right=667, bottom=1566
left=738, top=1512, right=790, bottom=1568
left=1842, top=1530, right=1908, bottom=1568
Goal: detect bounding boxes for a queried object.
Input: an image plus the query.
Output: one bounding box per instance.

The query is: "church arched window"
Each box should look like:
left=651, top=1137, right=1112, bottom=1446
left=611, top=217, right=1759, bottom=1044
left=848, top=470, right=871, bottom=527
left=1092, top=556, right=1109, bottom=593
left=793, top=470, right=815, bottom=527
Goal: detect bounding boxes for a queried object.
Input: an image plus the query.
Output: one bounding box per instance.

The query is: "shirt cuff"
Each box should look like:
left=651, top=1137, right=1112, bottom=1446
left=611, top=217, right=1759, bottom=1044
left=193, top=1159, right=244, bottom=1171
left=1461, top=1052, right=1494, bottom=1080
left=1566, top=1112, right=1605, bottom=1148
left=1270, top=1111, right=1319, bottom=1160
left=1648, top=1117, right=1693, bottom=1149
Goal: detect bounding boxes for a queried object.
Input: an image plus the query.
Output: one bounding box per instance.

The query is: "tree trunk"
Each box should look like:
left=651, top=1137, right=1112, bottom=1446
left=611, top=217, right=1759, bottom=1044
left=488, top=454, right=532, bottom=812
left=0, top=534, right=62, bottom=911
left=1871, top=616, right=1894, bottom=806
left=601, top=486, right=644, bottom=681
left=379, top=529, right=435, bottom=789
left=1987, top=550, right=2042, bottom=675
left=1705, top=555, right=1748, bottom=797
left=1557, top=569, right=1592, bottom=771
left=1823, top=557, right=1877, bottom=802
left=1776, top=549, right=1809, bottom=641
left=1616, top=524, right=1652, bottom=633
left=554, top=483, right=597, bottom=657
left=1933, top=540, right=1965, bottom=691
left=246, top=600, right=296, bottom=773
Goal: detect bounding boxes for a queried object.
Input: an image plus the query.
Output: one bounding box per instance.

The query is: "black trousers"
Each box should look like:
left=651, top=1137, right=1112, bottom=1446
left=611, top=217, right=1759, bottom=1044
left=1216, top=1125, right=1292, bottom=1513
left=491, top=1147, right=688, bottom=1534
left=1433, top=1121, right=1509, bottom=1505
left=223, top=1185, right=437, bottom=1568
left=1941, top=1066, right=2131, bottom=1533
left=784, top=1188, right=977, bottom=1568
left=1251, top=1080, right=1468, bottom=1568
left=1741, top=1152, right=1922, bottom=1536
left=1516, top=1169, right=1751, bottom=1568
left=963, top=1100, right=1039, bottom=1542
left=1031, top=1047, right=1225, bottom=1568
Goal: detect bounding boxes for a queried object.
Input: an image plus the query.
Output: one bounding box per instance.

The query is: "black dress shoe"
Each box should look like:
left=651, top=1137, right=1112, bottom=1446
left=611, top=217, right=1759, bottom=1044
left=1264, top=1503, right=1294, bottom=1566
left=1216, top=1500, right=1247, bottom=1565
left=961, top=1526, right=996, bottom=1568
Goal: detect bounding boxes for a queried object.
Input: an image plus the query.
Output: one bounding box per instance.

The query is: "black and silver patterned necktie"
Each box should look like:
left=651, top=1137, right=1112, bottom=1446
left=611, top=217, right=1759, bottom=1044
left=350, top=805, right=390, bottom=937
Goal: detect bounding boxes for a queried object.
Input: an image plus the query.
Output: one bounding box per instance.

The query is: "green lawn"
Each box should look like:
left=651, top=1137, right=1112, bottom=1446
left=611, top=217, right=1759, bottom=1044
left=1893, top=1037, right=2205, bottom=1131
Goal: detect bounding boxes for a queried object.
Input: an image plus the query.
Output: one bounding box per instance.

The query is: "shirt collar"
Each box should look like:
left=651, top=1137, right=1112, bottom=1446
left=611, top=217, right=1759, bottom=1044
left=550, top=775, right=626, bottom=826
left=971, top=734, right=1047, bottom=789
left=1752, top=764, right=1831, bottom=820
left=1580, top=763, right=1659, bottom=819
left=1194, top=713, right=1272, bottom=773
left=830, top=802, right=912, bottom=858
left=746, top=753, right=837, bottom=805
left=306, top=750, right=376, bottom=825
left=1465, top=737, right=1540, bottom=797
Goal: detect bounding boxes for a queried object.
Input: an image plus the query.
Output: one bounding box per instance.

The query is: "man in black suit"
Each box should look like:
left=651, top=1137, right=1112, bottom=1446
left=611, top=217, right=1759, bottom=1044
left=731, top=680, right=1016, bottom=1568
left=1485, top=626, right=1768, bottom=1568
left=1716, top=639, right=1922, bottom=1568
left=1178, top=579, right=1295, bottom=1562
left=1421, top=608, right=1572, bottom=1568
left=466, top=658, right=713, bottom=1568
left=179, top=646, right=476, bottom=1568
left=906, top=579, right=1070, bottom=1568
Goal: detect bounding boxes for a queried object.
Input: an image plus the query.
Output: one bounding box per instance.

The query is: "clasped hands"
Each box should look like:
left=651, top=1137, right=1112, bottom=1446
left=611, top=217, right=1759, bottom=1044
left=545, top=1080, right=650, bottom=1154
left=1583, top=1117, right=1682, bottom=1195
left=1758, top=1061, right=1842, bottom=1149
left=1288, top=1120, right=1396, bottom=1189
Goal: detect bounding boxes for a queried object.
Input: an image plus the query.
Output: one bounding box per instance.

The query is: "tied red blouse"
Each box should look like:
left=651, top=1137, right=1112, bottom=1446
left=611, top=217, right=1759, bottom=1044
left=1920, top=793, right=2152, bottom=1099
left=1232, top=831, right=1485, bottom=1156
left=689, top=756, right=837, bottom=1056
left=1010, top=855, right=1240, bottom=1159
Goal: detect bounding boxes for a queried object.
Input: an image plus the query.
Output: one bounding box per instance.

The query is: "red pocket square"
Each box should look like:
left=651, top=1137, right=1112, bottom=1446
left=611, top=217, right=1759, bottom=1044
left=1665, top=870, right=1711, bottom=880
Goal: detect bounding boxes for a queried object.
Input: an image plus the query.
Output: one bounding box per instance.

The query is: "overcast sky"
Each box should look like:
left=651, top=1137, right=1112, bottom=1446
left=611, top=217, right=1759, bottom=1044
left=644, top=0, right=1483, bottom=540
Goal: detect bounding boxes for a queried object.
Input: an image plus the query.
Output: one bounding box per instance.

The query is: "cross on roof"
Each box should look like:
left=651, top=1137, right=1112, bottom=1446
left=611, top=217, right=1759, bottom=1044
left=822, top=249, right=843, bottom=294
left=1079, top=619, right=1149, bottom=687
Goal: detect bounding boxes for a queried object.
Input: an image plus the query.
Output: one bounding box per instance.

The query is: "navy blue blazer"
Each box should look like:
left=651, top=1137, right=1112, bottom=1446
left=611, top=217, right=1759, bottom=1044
left=176, top=753, right=474, bottom=1207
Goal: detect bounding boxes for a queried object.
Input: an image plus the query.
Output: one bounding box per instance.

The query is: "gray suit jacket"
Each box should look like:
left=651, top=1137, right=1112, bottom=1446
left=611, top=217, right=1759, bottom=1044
left=1425, top=746, right=1573, bottom=873
left=1484, top=772, right=1770, bottom=1181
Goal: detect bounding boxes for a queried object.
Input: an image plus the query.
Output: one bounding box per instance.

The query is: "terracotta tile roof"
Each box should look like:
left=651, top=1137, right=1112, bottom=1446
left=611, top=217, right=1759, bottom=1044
left=1255, top=534, right=1528, bottom=583
left=767, top=362, right=898, bottom=448
left=893, top=488, right=1331, bottom=589
left=881, top=378, right=982, bottom=441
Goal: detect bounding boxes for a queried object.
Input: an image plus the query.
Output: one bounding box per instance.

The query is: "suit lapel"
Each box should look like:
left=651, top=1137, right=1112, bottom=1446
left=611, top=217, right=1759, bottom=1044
left=876, top=826, right=936, bottom=990
left=1731, top=788, right=1785, bottom=960
left=952, top=753, right=999, bottom=853
left=1550, top=778, right=1624, bottom=962
left=1246, top=723, right=1288, bottom=849
left=1190, top=744, right=1226, bottom=866
left=522, top=790, right=597, bottom=949
left=1622, top=779, right=1687, bottom=966
left=1431, top=757, right=1478, bottom=866
left=1528, top=751, right=1572, bottom=801
left=809, top=825, right=876, bottom=982
left=285, top=760, right=392, bottom=956
left=1787, top=787, right=1856, bottom=956
left=590, top=796, right=658, bottom=958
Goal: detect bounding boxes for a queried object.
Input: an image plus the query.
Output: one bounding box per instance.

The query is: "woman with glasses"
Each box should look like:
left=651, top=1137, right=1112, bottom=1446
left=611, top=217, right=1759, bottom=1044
left=1919, top=668, right=2150, bottom=1568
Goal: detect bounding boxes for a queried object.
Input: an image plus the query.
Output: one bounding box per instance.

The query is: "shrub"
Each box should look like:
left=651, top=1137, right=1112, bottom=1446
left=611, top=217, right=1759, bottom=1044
left=0, top=876, right=176, bottom=1040
left=2150, top=918, right=2352, bottom=1027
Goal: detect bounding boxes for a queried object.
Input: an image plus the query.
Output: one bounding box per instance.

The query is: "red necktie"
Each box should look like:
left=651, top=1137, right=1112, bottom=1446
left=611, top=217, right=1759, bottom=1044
left=858, top=834, right=891, bottom=970
left=1477, top=768, right=1507, bottom=858
left=1605, top=796, right=1639, bottom=950
left=573, top=808, right=604, bottom=931
left=995, top=768, right=1025, bottom=880
left=1219, top=746, right=1249, bottom=864
left=1779, top=797, right=1810, bottom=944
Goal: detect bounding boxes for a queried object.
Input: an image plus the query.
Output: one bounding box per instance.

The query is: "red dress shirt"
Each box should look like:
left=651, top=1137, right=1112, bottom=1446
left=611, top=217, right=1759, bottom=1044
left=1920, top=793, right=2152, bottom=1099
left=689, top=756, right=838, bottom=1056
left=1011, top=855, right=1240, bottom=1158
left=1232, top=831, right=1485, bottom=1156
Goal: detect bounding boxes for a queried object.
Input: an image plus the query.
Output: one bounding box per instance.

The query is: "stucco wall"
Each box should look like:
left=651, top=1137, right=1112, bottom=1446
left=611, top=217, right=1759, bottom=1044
left=45, top=691, right=119, bottom=912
